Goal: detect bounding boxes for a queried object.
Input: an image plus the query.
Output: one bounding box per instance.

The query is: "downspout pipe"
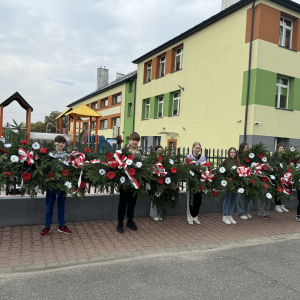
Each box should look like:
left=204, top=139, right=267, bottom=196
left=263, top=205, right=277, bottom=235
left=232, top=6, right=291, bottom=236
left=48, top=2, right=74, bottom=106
left=132, top=77, right=137, bottom=132
left=243, top=0, right=256, bottom=143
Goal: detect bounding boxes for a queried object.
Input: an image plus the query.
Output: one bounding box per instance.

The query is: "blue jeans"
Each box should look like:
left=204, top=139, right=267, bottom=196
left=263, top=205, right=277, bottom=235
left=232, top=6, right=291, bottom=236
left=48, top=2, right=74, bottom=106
left=237, top=194, right=250, bottom=216
left=223, top=192, right=237, bottom=216
left=44, top=188, right=66, bottom=227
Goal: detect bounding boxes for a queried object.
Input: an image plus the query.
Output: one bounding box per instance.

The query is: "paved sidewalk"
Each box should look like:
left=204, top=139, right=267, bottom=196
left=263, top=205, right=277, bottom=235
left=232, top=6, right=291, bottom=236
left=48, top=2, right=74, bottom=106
left=0, top=210, right=299, bottom=274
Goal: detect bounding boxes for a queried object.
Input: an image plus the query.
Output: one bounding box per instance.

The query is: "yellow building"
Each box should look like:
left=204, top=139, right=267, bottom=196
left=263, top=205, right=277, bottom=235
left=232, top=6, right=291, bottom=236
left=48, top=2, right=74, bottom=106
left=132, top=0, right=300, bottom=151
left=67, top=68, right=137, bottom=140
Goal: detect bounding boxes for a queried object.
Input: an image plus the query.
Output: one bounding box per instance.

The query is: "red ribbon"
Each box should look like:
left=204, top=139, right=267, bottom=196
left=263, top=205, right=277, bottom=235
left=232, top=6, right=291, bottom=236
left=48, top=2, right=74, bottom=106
left=18, top=148, right=37, bottom=165
left=237, top=166, right=251, bottom=177
left=280, top=172, right=293, bottom=195
left=200, top=170, right=215, bottom=182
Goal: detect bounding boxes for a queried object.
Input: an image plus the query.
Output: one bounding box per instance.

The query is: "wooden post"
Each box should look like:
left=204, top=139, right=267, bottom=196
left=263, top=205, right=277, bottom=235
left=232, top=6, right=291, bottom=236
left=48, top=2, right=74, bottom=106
left=95, top=116, right=99, bottom=152
left=68, top=115, right=71, bottom=132
left=78, top=120, right=81, bottom=134
left=72, top=114, right=76, bottom=146
left=26, top=108, right=31, bottom=140
left=59, top=117, right=62, bottom=133
left=89, top=116, right=92, bottom=137
left=56, top=119, right=58, bottom=133
left=0, top=105, right=3, bottom=137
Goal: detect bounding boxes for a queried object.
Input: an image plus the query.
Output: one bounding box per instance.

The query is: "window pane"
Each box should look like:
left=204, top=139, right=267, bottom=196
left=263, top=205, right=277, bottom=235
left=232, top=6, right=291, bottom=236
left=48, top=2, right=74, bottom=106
left=281, top=78, right=288, bottom=86
left=275, top=86, right=279, bottom=107
left=280, top=88, right=287, bottom=108
left=160, top=62, right=165, bottom=77
left=173, top=99, right=178, bottom=115
left=145, top=106, right=149, bottom=119
left=147, top=69, right=151, bottom=81
left=285, top=19, right=292, bottom=27
left=285, top=29, right=291, bottom=48
left=174, top=93, right=178, bottom=98
left=158, top=103, right=163, bottom=117
left=175, top=55, right=181, bottom=71
left=279, top=26, right=283, bottom=46
left=176, top=48, right=181, bottom=54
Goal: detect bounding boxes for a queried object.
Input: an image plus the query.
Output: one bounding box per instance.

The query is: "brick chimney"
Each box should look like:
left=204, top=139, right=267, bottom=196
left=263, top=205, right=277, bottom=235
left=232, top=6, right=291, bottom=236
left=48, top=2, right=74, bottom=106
left=97, top=66, right=109, bottom=89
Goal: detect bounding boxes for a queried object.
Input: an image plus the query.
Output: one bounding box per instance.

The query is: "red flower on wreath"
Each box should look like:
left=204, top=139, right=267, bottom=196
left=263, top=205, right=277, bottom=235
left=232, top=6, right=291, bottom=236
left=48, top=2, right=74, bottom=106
left=128, top=168, right=136, bottom=176
left=157, top=156, right=163, bottom=161
left=157, top=177, right=164, bottom=184
left=278, top=187, right=283, bottom=193
left=199, top=186, right=204, bottom=190
left=22, top=172, right=31, bottom=181
left=85, top=148, right=92, bottom=153
left=291, top=159, right=296, bottom=164
left=161, top=206, right=165, bottom=209
left=186, top=158, right=191, bottom=165
left=20, top=140, right=28, bottom=144
left=106, top=153, right=113, bottom=160
left=176, top=187, right=180, bottom=192
left=262, top=177, right=268, bottom=182
left=4, top=171, right=12, bottom=178
left=61, top=170, right=69, bottom=177
left=259, top=153, right=264, bottom=159
left=212, top=189, right=217, bottom=196
left=80, top=181, right=86, bottom=189
left=222, top=161, right=227, bottom=165
left=251, top=180, right=256, bottom=184
left=40, top=148, right=48, bottom=154
left=49, top=172, right=53, bottom=178
left=203, top=162, right=211, bottom=168
left=171, top=167, right=177, bottom=174
left=128, top=155, right=134, bottom=161
left=110, top=162, right=117, bottom=168
left=287, top=169, right=292, bottom=173
left=168, top=184, right=171, bottom=188
left=275, top=167, right=279, bottom=172
left=227, top=178, right=233, bottom=181
left=245, top=158, right=250, bottom=163
left=262, top=165, right=268, bottom=171
left=264, top=184, right=268, bottom=189
left=107, top=171, right=115, bottom=180
left=0, top=149, right=7, bottom=154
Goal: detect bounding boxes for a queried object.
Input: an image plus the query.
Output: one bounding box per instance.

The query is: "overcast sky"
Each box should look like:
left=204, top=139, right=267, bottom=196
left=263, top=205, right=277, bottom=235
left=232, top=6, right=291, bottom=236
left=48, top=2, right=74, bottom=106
left=1, top=0, right=300, bottom=125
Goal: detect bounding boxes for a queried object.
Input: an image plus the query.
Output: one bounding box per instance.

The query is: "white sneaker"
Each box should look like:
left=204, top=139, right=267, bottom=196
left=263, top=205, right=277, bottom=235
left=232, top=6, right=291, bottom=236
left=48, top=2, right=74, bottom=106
left=239, top=215, right=248, bottom=220
left=193, top=218, right=200, bottom=224
left=281, top=205, right=289, bottom=212
left=275, top=205, right=283, bottom=213
left=228, top=216, right=237, bottom=224
left=246, top=214, right=252, bottom=219
left=187, top=219, right=194, bottom=225
left=153, top=217, right=160, bottom=221
left=222, top=216, right=231, bottom=225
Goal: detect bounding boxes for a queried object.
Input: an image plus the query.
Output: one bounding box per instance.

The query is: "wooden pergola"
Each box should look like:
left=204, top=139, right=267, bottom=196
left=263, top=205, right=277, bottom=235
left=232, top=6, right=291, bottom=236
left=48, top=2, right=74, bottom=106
left=55, top=108, right=72, bottom=133
left=57, top=104, right=101, bottom=150
left=0, top=92, right=33, bottom=140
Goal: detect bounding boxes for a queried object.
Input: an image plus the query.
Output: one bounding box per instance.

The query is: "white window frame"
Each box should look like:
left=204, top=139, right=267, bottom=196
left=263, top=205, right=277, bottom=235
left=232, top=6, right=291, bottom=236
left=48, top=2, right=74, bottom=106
left=276, top=77, right=289, bottom=109
left=113, top=117, right=120, bottom=127
left=101, top=119, right=107, bottom=129
left=101, top=98, right=108, bottom=108
left=92, top=102, right=97, bottom=110
left=147, top=62, right=152, bottom=82
left=172, top=92, right=181, bottom=116
left=157, top=96, right=164, bottom=118
left=144, top=99, right=150, bottom=119
left=159, top=55, right=166, bottom=77
left=113, top=94, right=121, bottom=104
left=279, top=17, right=293, bottom=49
left=175, top=47, right=183, bottom=71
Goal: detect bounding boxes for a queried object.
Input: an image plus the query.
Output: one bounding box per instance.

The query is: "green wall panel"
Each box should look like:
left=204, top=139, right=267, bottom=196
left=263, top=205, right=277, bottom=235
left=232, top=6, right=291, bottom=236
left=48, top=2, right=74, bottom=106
left=123, top=79, right=136, bottom=139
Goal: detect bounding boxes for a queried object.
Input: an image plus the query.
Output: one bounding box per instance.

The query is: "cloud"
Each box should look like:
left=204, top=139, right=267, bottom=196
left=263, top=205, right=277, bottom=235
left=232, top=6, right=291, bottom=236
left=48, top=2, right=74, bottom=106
left=1, top=0, right=300, bottom=124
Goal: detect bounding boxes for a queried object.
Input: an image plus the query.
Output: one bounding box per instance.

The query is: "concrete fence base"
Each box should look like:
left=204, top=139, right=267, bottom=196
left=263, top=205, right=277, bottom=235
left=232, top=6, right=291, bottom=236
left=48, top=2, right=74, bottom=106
left=0, top=192, right=298, bottom=228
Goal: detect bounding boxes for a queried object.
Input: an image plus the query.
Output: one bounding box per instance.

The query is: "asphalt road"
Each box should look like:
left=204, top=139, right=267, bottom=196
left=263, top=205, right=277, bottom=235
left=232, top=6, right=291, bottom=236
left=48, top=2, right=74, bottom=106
left=1, top=239, right=300, bottom=300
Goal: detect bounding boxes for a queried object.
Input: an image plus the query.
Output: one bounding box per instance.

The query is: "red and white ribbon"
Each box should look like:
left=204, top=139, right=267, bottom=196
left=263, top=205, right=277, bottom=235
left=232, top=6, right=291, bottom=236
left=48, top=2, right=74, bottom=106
left=237, top=166, right=251, bottom=177
left=252, top=163, right=263, bottom=175
left=70, top=151, right=89, bottom=191
left=153, top=162, right=168, bottom=177
left=280, top=172, right=293, bottom=195
left=18, top=148, right=37, bottom=165
left=200, top=170, right=215, bottom=182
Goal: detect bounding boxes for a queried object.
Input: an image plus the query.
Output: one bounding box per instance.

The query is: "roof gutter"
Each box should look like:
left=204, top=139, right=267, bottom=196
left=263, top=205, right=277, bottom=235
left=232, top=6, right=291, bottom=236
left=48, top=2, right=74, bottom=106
left=243, top=0, right=256, bottom=143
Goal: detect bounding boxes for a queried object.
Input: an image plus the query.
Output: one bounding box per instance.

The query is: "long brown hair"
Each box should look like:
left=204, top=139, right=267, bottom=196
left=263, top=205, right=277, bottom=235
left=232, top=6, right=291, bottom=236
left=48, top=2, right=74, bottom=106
left=239, top=142, right=249, bottom=155
left=227, top=147, right=240, bottom=166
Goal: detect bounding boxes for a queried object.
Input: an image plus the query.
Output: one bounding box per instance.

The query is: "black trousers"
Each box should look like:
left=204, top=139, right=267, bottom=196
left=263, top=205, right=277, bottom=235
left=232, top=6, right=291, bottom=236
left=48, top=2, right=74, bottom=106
left=274, top=197, right=282, bottom=206
left=189, top=192, right=202, bottom=218
left=118, top=188, right=137, bottom=223
left=296, top=190, right=300, bottom=216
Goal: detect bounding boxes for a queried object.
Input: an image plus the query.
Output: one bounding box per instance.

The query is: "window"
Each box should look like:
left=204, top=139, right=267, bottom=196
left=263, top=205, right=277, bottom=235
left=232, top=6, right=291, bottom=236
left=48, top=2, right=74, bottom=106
left=159, top=55, right=166, bottom=77
left=128, top=103, right=132, bottom=117
left=157, top=96, right=164, bottom=118
left=129, top=81, right=134, bottom=92
left=172, top=92, right=180, bottom=116
left=112, top=117, right=120, bottom=127
left=113, top=94, right=121, bottom=104
left=92, top=102, right=97, bottom=110
left=101, top=119, right=107, bottom=129
left=156, top=136, right=161, bottom=146
left=175, top=47, right=183, bottom=71
left=101, top=98, right=108, bottom=108
left=275, top=77, right=289, bottom=109
left=83, top=122, right=88, bottom=130
left=147, top=62, right=152, bottom=82
left=144, top=99, right=150, bottom=119
left=279, top=17, right=293, bottom=49
left=92, top=121, right=96, bottom=129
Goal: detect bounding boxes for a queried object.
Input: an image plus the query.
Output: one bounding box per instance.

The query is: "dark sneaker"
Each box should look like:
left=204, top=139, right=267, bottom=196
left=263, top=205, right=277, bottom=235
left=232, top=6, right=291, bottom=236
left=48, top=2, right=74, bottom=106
left=126, top=220, right=137, bottom=231
left=117, top=223, right=124, bottom=233
left=296, top=216, right=300, bottom=222
left=57, top=225, right=72, bottom=234
left=40, top=227, right=51, bottom=237
left=262, top=215, right=270, bottom=220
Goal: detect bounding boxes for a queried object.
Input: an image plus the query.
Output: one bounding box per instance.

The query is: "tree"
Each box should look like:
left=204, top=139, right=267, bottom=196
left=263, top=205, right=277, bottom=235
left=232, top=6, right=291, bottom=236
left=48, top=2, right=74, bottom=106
left=44, top=111, right=67, bottom=133
left=31, top=121, right=46, bottom=132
